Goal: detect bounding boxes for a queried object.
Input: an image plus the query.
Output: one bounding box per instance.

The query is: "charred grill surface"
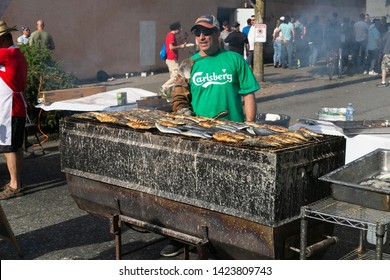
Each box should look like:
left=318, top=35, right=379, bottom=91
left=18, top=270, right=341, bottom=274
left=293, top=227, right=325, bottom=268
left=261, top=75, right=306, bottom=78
left=60, top=110, right=346, bottom=259
left=61, top=114, right=345, bottom=226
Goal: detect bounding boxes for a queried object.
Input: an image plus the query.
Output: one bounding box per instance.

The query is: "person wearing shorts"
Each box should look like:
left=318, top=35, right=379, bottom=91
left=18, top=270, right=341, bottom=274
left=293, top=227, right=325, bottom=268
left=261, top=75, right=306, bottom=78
left=0, top=20, right=28, bottom=200
left=379, top=27, right=390, bottom=86
left=381, top=54, right=390, bottom=86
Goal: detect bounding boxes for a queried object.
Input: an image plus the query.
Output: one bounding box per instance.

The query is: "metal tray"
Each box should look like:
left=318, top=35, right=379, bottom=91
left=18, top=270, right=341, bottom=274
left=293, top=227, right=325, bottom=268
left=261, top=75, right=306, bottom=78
left=332, top=120, right=390, bottom=135
left=255, top=113, right=291, bottom=128
left=319, top=149, right=390, bottom=211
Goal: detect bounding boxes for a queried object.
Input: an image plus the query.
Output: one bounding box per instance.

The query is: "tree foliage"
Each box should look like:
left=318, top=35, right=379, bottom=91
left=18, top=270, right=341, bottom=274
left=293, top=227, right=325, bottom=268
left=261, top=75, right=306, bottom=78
left=19, top=44, right=77, bottom=130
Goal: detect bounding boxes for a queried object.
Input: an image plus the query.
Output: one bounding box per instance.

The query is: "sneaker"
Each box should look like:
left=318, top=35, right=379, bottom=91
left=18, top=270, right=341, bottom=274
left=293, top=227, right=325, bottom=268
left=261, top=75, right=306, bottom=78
left=369, top=70, right=378, bottom=75
left=160, top=240, right=184, bottom=257
left=0, top=184, right=23, bottom=200
left=377, top=81, right=388, bottom=87
left=363, top=70, right=368, bottom=74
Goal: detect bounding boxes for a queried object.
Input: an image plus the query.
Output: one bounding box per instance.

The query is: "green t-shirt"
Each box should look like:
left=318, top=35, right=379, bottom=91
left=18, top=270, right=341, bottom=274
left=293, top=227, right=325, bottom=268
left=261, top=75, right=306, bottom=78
left=190, top=49, right=260, bottom=122
left=29, top=31, right=55, bottom=50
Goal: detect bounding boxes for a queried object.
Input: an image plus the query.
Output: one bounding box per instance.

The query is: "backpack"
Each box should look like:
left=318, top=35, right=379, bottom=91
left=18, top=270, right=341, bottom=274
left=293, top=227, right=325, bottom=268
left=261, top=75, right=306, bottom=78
left=159, top=43, right=167, bottom=60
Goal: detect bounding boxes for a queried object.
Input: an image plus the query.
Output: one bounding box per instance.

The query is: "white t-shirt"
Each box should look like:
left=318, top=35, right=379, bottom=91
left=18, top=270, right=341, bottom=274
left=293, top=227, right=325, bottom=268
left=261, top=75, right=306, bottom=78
left=17, top=35, right=29, bottom=45
left=247, top=26, right=255, bottom=50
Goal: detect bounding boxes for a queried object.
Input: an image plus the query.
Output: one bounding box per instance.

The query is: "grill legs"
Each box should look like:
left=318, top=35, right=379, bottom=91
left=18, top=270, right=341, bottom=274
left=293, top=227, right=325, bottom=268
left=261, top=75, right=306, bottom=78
left=110, top=214, right=210, bottom=260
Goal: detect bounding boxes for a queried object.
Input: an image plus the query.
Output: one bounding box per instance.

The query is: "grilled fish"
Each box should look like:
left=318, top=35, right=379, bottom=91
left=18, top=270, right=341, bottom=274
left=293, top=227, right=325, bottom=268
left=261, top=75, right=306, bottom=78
left=246, top=126, right=275, bottom=136
left=242, top=138, right=275, bottom=147
left=93, top=112, right=121, bottom=123
left=265, top=135, right=293, bottom=144
left=282, top=131, right=309, bottom=142
left=296, top=127, right=323, bottom=139
left=124, top=115, right=152, bottom=123
left=155, top=122, right=182, bottom=134
left=246, top=122, right=288, bottom=133
left=126, top=122, right=155, bottom=130
left=198, top=120, right=217, bottom=128
left=216, top=124, right=238, bottom=132
left=155, top=118, right=185, bottom=127
left=181, top=129, right=212, bottom=139
left=213, top=131, right=249, bottom=143
left=71, top=112, right=99, bottom=121
left=228, top=122, right=250, bottom=130
left=248, top=136, right=283, bottom=147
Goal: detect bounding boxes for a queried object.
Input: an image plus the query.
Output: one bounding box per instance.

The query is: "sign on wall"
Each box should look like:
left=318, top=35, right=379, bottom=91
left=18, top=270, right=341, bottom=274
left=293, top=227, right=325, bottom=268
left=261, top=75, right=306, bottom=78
left=254, top=24, right=267, bottom=42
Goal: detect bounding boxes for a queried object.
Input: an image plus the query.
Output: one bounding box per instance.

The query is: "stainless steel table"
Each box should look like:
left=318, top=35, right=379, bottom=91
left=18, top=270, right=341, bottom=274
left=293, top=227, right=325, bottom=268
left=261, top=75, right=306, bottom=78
left=300, top=197, right=390, bottom=260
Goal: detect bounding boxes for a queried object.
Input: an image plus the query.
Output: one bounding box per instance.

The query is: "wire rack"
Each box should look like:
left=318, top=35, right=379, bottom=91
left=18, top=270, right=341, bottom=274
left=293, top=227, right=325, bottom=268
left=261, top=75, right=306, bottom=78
left=341, top=248, right=390, bottom=260
left=301, top=197, right=390, bottom=260
left=303, top=197, right=390, bottom=231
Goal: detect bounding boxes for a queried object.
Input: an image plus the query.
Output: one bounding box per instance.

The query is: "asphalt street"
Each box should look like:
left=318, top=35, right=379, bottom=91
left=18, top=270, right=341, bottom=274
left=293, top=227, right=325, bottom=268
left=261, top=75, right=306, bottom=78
left=1, top=63, right=390, bottom=260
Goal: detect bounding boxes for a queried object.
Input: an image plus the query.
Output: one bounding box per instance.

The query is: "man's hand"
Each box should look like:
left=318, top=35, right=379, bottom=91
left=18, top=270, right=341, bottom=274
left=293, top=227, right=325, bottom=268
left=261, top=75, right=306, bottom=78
left=177, top=108, right=195, bottom=116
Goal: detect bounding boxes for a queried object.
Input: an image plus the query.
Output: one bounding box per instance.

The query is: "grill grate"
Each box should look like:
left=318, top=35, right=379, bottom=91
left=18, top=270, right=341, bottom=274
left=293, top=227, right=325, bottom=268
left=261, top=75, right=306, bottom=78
left=67, top=115, right=334, bottom=152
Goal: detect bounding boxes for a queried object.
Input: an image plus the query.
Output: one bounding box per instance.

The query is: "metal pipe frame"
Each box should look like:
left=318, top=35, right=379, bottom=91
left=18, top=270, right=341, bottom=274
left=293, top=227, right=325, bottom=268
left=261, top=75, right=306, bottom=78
left=299, top=208, right=308, bottom=260
left=110, top=214, right=210, bottom=260
left=375, top=223, right=385, bottom=260
left=300, top=198, right=390, bottom=260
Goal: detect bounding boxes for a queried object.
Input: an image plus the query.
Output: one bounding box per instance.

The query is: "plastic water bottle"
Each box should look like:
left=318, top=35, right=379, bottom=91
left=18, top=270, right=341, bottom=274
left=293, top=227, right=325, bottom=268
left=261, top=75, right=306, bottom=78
left=345, top=103, right=354, bottom=121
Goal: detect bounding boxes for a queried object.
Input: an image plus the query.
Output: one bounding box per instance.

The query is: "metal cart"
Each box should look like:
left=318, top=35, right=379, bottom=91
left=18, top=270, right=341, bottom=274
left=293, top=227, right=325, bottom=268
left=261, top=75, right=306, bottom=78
left=300, top=197, right=390, bottom=260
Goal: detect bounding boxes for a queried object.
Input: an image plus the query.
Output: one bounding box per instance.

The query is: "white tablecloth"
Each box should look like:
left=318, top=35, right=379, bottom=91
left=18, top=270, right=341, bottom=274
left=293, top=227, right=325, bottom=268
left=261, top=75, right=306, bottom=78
left=290, top=122, right=390, bottom=163
left=36, top=87, right=158, bottom=112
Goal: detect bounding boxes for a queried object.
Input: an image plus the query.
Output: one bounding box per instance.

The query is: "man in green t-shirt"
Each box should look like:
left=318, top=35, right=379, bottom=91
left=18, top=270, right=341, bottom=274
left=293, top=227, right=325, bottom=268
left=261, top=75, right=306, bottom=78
left=172, top=14, right=260, bottom=123
left=162, top=15, right=260, bottom=258
left=29, top=19, right=55, bottom=50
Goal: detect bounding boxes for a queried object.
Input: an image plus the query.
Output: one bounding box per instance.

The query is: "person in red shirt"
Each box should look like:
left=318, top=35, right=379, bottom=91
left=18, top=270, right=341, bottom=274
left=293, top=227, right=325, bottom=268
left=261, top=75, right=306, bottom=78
left=160, top=22, right=186, bottom=98
left=0, top=21, right=28, bottom=200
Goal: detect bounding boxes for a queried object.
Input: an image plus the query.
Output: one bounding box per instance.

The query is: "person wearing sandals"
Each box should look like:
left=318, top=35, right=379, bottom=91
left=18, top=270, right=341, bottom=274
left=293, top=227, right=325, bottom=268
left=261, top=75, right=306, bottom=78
left=0, top=21, right=28, bottom=200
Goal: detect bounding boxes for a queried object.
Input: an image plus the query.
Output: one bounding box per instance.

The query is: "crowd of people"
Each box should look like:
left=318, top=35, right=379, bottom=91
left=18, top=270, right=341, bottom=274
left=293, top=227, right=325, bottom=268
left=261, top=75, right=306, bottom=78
left=270, top=12, right=390, bottom=77
left=14, top=19, right=55, bottom=50
left=161, top=12, right=390, bottom=81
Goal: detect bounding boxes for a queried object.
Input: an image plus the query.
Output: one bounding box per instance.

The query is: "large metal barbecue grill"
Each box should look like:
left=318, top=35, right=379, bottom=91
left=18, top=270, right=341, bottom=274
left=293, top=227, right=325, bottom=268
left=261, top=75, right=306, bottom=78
left=60, top=110, right=346, bottom=259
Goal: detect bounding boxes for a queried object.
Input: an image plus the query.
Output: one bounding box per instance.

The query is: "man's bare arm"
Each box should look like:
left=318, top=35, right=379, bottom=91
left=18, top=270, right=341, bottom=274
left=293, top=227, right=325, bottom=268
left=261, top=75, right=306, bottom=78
left=243, top=93, right=256, bottom=122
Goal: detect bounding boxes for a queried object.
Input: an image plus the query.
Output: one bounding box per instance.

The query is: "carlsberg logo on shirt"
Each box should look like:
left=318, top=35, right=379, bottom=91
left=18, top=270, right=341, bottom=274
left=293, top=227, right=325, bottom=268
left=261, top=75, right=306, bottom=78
left=192, top=69, right=233, bottom=88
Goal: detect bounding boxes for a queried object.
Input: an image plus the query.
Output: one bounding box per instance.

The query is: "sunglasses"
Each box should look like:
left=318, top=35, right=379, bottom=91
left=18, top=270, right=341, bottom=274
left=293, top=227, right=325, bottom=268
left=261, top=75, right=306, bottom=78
left=193, top=28, right=214, bottom=37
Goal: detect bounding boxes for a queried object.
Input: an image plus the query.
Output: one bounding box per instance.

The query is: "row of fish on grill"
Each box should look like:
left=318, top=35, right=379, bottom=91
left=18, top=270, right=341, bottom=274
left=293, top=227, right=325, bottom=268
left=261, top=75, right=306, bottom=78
left=71, top=109, right=323, bottom=148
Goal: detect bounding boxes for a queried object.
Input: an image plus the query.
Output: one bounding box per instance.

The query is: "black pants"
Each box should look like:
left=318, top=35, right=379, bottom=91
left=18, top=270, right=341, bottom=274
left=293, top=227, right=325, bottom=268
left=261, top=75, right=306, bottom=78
left=0, top=116, right=26, bottom=153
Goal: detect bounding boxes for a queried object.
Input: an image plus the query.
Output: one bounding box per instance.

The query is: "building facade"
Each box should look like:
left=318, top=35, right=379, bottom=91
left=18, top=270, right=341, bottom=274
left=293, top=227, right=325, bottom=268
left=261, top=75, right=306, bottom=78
left=2, top=0, right=366, bottom=80
left=366, top=0, right=390, bottom=18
